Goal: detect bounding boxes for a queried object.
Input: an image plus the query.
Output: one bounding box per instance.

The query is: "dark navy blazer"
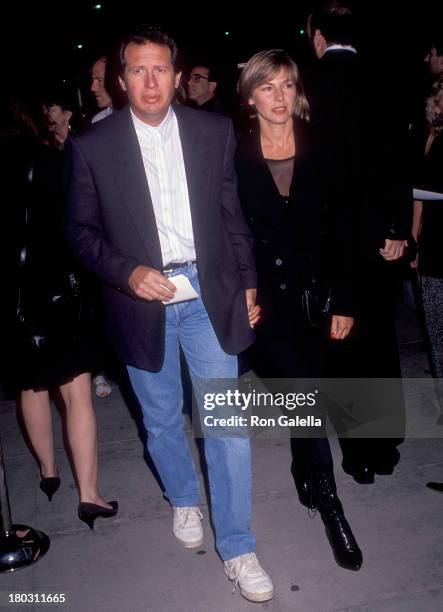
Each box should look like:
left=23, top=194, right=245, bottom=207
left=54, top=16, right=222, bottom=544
left=65, top=104, right=256, bottom=371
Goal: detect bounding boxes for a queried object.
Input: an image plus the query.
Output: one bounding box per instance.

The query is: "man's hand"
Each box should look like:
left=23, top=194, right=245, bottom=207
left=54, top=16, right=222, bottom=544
left=379, top=239, right=406, bottom=262
left=330, top=315, right=354, bottom=340
left=128, top=265, right=177, bottom=301
left=246, top=288, right=261, bottom=328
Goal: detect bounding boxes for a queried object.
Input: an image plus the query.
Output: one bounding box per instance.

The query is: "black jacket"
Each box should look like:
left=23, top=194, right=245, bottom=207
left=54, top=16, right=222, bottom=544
left=235, top=116, right=354, bottom=317
left=309, top=49, right=412, bottom=260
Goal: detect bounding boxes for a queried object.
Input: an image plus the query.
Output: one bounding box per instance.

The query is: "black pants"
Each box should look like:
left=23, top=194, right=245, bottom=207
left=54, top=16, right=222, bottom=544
left=326, top=258, right=404, bottom=467
left=245, top=296, right=334, bottom=476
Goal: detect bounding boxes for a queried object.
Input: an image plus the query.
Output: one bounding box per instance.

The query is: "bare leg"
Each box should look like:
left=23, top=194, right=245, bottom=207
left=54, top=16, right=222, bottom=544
left=20, top=389, right=57, bottom=478
left=59, top=372, right=111, bottom=507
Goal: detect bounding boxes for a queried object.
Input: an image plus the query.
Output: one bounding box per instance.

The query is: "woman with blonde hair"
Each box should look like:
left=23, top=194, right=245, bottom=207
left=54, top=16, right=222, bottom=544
left=236, top=49, right=361, bottom=570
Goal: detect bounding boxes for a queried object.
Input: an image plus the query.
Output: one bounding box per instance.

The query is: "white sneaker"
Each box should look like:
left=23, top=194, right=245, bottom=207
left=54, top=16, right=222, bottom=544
left=224, top=552, right=274, bottom=602
left=172, top=506, right=203, bottom=548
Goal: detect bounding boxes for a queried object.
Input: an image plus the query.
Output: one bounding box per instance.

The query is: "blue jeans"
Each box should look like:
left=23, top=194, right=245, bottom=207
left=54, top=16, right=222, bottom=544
left=127, top=262, right=256, bottom=560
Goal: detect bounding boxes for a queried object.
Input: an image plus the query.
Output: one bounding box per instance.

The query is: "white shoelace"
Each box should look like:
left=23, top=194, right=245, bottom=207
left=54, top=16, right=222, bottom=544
left=228, top=553, right=262, bottom=594
left=176, top=507, right=203, bottom=528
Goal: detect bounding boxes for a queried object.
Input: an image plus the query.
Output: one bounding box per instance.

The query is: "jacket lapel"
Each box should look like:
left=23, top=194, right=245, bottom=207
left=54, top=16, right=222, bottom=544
left=173, top=105, right=211, bottom=258
left=111, top=106, right=163, bottom=270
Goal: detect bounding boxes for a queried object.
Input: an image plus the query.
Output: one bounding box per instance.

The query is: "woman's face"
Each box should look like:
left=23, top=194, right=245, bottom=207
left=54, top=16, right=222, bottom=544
left=249, top=68, right=297, bottom=126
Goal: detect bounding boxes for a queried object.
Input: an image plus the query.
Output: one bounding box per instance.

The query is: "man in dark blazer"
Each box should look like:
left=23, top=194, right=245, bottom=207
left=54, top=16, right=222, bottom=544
left=307, top=2, right=410, bottom=484
left=65, top=24, right=273, bottom=603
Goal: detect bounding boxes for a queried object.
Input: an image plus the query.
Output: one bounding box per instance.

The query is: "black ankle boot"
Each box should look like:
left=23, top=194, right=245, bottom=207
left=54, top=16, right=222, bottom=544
left=291, top=463, right=315, bottom=509
left=311, top=467, right=363, bottom=571
left=342, top=459, right=375, bottom=484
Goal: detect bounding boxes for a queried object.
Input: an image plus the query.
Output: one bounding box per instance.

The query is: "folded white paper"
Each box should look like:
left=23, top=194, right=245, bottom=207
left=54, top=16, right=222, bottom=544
left=413, top=188, right=443, bottom=201
left=161, top=274, right=199, bottom=305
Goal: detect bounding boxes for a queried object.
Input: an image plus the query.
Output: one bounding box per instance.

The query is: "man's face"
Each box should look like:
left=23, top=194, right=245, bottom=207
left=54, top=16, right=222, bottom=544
left=42, top=104, right=72, bottom=133
left=424, top=47, right=443, bottom=77
left=91, top=59, right=113, bottom=109
left=187, top=66, right=215, bottom=104
left=119, top=42, right=180, bottom=126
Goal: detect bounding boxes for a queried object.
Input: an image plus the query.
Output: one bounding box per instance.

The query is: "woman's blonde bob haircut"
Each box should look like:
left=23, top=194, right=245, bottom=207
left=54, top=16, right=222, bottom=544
left=238, top=49, right=310, bottom=121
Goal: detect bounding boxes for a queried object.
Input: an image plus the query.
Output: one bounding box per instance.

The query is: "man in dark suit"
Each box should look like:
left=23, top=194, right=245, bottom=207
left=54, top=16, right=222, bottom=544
left=307, top=2, right=410, bottom=484
left=65, top=24, right=273, bottom=603
left=186, top=62, right=225, bottom=114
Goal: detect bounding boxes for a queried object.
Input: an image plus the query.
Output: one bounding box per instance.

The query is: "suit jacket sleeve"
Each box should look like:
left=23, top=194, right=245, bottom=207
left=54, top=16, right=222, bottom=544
left=64, top=136, right=139, bottom=293
left=221, top=121, right=257, bottom=289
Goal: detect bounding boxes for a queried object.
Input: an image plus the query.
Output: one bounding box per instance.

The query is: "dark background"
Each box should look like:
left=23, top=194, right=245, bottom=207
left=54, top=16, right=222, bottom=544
left=2, top=1, right=442, bottom=117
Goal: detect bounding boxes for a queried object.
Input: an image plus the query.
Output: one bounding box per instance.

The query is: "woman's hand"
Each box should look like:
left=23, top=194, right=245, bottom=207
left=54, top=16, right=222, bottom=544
left=330, top=315, right=354, bottom=340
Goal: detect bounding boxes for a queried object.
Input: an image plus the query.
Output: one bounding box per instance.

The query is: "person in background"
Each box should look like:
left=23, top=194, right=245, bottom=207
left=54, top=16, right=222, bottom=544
left=6, top=88, right=117, bottom=528
left=88, top=55, right=118, bottom=398
left=409, top=36, right=443, bottom=131
left=90, top=55, right=114, bottom=123
left=307, top=0, right=411, bottom=484
left=186, top=62, right=225, bottom=113
left=410, top=80, right=443, bottom=489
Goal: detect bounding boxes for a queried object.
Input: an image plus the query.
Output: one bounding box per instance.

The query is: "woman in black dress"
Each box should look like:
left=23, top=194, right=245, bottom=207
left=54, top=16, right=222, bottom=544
left=6, top=90, right=117, bottom=528
left=235, top=50, right=361, bottom=570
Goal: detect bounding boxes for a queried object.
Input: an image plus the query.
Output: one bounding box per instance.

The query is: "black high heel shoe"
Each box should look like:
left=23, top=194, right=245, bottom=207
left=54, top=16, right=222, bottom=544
left=78, top=501, right=118, bottom=529
left=427, top=482, right=443, bottom=493
left=39, top=477, right=61, bottom=501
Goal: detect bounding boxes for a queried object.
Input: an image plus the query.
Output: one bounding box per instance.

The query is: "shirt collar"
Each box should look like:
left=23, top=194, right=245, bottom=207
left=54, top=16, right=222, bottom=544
left=324, top=44, right=357, bottom=54
left=130, top=105, right=175, bottom=142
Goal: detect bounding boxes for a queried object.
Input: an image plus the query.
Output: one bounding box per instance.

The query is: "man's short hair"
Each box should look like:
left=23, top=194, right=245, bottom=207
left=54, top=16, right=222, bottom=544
left=190, top=62, right=219, bottom=83
left=93, top=55, right=107, bottom=66
left=309, top=1, right=356, bottom=47
left=41, top=84, right=78, bottom=114
left=430, top=40, right=443, bottom=57
left=118, top=24, right=178, bottom=75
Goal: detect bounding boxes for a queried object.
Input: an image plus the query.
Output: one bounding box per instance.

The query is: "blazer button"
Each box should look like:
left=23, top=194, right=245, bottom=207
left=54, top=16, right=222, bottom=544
left=280, top=283, right=287, bottom=290
left=262, top=239, right=268, bottom=245
left=275, top=258, right=283, bottom=266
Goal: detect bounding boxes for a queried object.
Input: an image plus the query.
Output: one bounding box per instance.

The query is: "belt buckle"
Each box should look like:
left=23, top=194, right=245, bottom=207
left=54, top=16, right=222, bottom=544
left=163, top=260, right=195, bottom=274
left=163, top=261, right=185, bottom=275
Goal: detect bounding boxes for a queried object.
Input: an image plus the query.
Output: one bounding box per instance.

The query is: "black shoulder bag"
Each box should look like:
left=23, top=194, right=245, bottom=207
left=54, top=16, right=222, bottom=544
left=302, top=277, right=333, bottom=329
